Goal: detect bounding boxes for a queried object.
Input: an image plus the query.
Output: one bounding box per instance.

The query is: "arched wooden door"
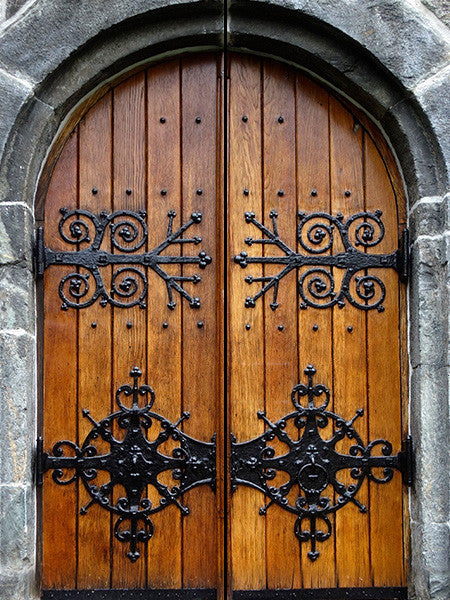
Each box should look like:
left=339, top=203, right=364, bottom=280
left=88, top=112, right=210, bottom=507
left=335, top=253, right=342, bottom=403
left=37, top=53, right=410, bottom=599
left=227, top=54, right=409, bottom=599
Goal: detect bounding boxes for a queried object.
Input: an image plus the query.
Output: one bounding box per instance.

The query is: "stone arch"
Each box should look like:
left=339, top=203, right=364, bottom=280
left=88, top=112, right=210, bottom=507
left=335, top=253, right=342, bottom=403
left=0, top=2, right=448, bottom=599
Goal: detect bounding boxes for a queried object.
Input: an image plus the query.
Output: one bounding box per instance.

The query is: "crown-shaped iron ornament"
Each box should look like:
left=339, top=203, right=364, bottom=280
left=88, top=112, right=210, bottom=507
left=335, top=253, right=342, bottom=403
left=231, top=365, right=412, bottom=561
left=36, top=208, right=212, bottom=310
left=37, top=367, right=216, bottom=562
left=234, top=209, right=408, bottom=312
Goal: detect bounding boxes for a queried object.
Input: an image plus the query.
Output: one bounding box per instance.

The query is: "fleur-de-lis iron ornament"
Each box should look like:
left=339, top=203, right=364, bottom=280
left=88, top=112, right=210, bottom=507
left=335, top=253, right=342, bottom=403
left=234, top=210, right=408, bottom=311
left=231, top=365, right=413, bottom=561
left=37, top=367, right=216, bottom=562
left=36, top=208, right=212, bottom=310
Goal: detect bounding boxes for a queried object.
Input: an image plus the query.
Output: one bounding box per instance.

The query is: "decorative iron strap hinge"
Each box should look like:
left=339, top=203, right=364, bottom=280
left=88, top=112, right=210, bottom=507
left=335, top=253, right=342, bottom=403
left=36, top=367, right=216, bottom=563
left=34, top=208, right=212, bottom=310
left=234, top=210, right=409, bottom=312
left=230, top=365, right=413, bottom=562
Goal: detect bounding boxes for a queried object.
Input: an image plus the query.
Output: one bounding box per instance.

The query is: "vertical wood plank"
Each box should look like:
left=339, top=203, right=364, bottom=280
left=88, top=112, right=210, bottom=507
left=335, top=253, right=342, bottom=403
left=262, top=60, right=301, bottom=590
left=146, top=59, right=183, bottom=588
left=365, top=135, right=404, bottom=586
left=111, top=72, right=147, bottom=588
left=296, top=74, right=336, bottom=588
left=181, top=54, right=219, bottom=589
left=330, top=96, right=371, bottom=587
left=229, top=54, right=266, bottom=590
left=42, top=132, right=78, bottom=589
left=77, top=93, right=113, bottom=588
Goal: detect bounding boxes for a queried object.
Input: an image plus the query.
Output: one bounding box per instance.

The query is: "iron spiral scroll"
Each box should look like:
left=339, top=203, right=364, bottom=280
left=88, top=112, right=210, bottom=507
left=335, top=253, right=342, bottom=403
left=36, top=207, right=212, bottom=310
left=231, top=365, right=412, bottom=562
left=37, top=367, right=216, bottom=562
left=234, top=209, right=408, bottom=312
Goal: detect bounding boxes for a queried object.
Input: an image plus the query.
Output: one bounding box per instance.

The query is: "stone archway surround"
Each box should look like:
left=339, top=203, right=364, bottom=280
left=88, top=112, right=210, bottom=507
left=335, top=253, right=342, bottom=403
left=0, top=2, right=448, bottom=599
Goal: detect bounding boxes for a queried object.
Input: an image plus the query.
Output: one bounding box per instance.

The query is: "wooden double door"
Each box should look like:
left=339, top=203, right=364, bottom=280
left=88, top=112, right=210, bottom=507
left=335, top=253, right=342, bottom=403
left=39, top=53, right=409, bottom=598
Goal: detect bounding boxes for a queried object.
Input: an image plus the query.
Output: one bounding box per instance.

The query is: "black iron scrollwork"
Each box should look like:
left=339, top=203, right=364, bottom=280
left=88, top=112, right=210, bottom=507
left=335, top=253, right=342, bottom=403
left=36, top=208, right=212, bottom=310
left=231, top=365, right=412, bottom=562
left=234, top=210, right=408, bottom=311
left=37, top=367, right=216, bottom=562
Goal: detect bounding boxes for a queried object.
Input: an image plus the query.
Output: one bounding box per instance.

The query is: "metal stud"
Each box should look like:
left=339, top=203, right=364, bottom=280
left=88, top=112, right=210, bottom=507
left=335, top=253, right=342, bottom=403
left=311, top=189, right=318, bottom=197
left=245, top=323, right=251, bottom=330
left=161, top=189, right=167, bottom=196
left=91, top=322, right=97, bottom=329
left=127, top=322, right=133, bottom=329
left=278, top=116, right=284, bottom=123
left=278, top=324, right=284, bottom=331
left=242, top=115, right=248, bottom=122
left=312, top=324, right=319, bottom=331
left=162, top=322, right=169, bottom=329
left=243, top=189, right=249, bottom=196
left=160, top=117, right=166, bottom=123
left=277, top=190, right=284, bottom=197
left=347, top=326, right=353, bottom=333
left=197, top=321, right=204, bottom=329
left=195, top=117, right=202, bottom=124
left=126, top=189, right=132, bottom=195
left=345, top=190, right=351, bottom=197
left=196, top=189, right=203, bottom=196
left=92, top=188, right=98, bottom=195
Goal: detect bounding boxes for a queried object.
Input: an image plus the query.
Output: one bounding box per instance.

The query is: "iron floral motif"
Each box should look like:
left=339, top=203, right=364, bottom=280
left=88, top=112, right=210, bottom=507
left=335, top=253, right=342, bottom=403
left=231, top=365, right=412, bottom=562
left=234, top=210, right=408, bottom=311
left=37, top=367, right=216, bottom=562
left=37, top=208, right=212, bottom=310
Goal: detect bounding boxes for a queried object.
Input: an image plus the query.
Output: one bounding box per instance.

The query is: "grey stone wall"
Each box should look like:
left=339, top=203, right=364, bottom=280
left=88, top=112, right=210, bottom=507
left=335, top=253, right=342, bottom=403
left=0, top=1, right=448, bottom=599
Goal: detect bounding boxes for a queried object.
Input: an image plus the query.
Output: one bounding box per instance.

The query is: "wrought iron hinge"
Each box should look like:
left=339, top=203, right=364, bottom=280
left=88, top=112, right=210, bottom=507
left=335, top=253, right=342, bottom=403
left=36, top=367, right=216, bottom=562
left=34, top=226, right=45, bottom=279
left=234, top=211, right=410, bottom=311
left=35, top=435, right=45, bottom=486
left=231, top=365, right=414, bottom=562
left=398, top=228, right=410, bottom=284
left=34, top=208, right=212, bottom=310
left=399, top=434, right=414, bottom=486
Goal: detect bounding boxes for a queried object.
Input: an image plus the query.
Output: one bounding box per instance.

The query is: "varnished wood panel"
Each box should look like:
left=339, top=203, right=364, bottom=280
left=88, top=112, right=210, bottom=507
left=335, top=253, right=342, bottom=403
left=77, top=91, right=112, bottom=588
left=228, top=55, right=266, bottom=590
left=296, top=73, right=336, bottom=589
left=180, top=54, right=220, bottom=588
left=146, top=59, right=183, bottom=590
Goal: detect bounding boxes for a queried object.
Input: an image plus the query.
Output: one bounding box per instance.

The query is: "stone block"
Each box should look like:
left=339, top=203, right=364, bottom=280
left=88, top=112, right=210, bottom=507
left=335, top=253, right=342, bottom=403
left=0, top=69, right=32, bottom=161
left=415, top=66, right=450, bottom=175
left=409, top=520, right=431, bottom=600
left=382, top=98, right=448, bottom=200
left=0, top=264, right=34, bottom=331
left=0, top=569, right=34, bottom=600
left=0, top=97, right=57, bottom=208
left=409, top=196, right=448, bottom=240
left=0, top=485, right=34, bottom=570
left=421, top=0, right=450, bottom=28
left=410, top=365, right=449, bottom=525
left=0, top=332, right=35, bottom=486
left=410, top=520, right=450, bottom=600
left=423, top=521, right=450, bottom=600
left=0, top=203, right=33, bottom=267
left=409, top=235, right=448, bottom=368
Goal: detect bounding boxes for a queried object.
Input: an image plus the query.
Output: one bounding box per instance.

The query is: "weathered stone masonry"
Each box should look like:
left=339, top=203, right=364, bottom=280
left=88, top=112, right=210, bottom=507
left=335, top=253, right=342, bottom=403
left=0, top=1, right=448, bottom=599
